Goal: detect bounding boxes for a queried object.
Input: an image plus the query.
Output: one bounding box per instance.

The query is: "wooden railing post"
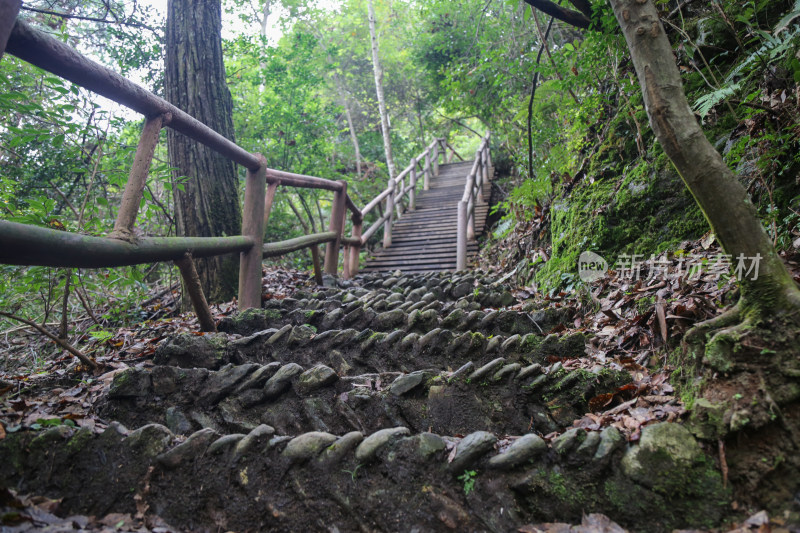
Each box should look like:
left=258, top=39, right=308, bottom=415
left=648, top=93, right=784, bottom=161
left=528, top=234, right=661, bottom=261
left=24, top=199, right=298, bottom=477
left=175, top=253, right=217, bottom=332
left=0, top=0, right=21, bottom=60
left=394, top=179, right=403, bottom=220
left=238, top=155, right=267, bottom=310
left=424, top=152, right=431, bottom=190
left=346, top=216, right=363, bottom=279
left=323, top=181, right=347, bottom=276
left=433, top=140, right=440, bottom=177
left=383, top=185, right=394, bottom=248
left=310, top=245, right=323, bottom=285
left=111, top=114, right=167, bottom=240
left=477, top=152, right=485, bottom=204
left=409, top=158, right=417, bottom=211
left=457, top=200, right=468, bottom=271
left=263, top=181, right=279, bottom=230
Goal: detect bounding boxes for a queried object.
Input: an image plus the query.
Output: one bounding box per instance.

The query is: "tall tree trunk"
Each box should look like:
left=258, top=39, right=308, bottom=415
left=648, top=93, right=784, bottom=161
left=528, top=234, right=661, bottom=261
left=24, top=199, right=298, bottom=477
left=342, top=92, right=363, bottom=180
left=165, top=0, right=241, bottom=303
left=609, top=0, right=800, bottom=316
left=367, top=0, right=396, bottom=180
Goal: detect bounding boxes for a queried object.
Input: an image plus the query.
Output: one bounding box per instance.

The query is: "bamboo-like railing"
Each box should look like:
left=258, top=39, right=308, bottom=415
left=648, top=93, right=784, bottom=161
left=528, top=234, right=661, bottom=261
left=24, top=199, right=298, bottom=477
left=357, top=138, right=459, bottom=250
left=457, top=134, right=492, bottom=270
left=0, top=4, right=461, bottom=333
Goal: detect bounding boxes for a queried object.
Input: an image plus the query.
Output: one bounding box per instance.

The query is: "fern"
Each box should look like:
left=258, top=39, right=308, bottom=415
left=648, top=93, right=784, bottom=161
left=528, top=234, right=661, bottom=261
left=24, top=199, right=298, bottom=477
left=775, top=0, right=800, bottom=34
left=692, top=26, right=799, bottom=117
left=693, top=81, right=742, bottom=118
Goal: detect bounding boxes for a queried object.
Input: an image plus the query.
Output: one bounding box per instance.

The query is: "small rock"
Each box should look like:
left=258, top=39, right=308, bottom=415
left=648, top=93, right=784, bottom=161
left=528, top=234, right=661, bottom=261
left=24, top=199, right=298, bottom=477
left=485, top=336, right=502, bottom=354
left=266, top=324, right=293, bottom=345
left=492, top=363, right=521, bottom=381
left=282, top=431, right=338, bottom=461
left=501, top=334, right=522, bottom=353
left=488, top=434, right=546, bottom=469
left=575, top=431, right=601, bottom=456
left=448, top=361, right=474, bottom=382
left=449, top=431, right=497, bottom=472
left=208, top=434, right=246, bottom=455
left=467, top=357, right=505, bottom=381
left=594, top=426, right=625, bottom=462
left=413, top=432, right=447, bottom=459
left=263, top=363, right=304, bottom=399
left=355, top=427, right=410, bottom=463
left=516, top=364, right=543, bottom=381
left=235, top=362, right=282, bottom=393
left=288, top=325, right=316, bottom=346
left=233, top=424, right=275, bottom=461
left=108, top=368, right=151, bottom=398
left=552, top=428, right=586, bottom=455
left=165, top=407, right=193, bottom=435
left=125, top=424, right=173, bottom=458
left=321, top=308, right=344, bottom=330
left=374, top=309, right=407, bottom=330
left=157, top=428, right=219, bottom=469
left=389, top=371, right=426, bottom=396
left=202, top=363, right=258, bottom=405
left=317, top=431, right=364, bottom=465
left=441, top=309, right=466, bottom=329
left=295, top=364, right=339, bottom=394
left=621, top=422, right=703, bottom=488
left=416, top=327, right=442, bottom=351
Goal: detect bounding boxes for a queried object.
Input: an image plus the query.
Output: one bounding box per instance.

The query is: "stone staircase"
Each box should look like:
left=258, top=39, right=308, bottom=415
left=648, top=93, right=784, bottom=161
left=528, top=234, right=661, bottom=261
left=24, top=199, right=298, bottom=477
left=0, top=271, right=727, bottom=532
left=363, top=161, right=491, bottom=273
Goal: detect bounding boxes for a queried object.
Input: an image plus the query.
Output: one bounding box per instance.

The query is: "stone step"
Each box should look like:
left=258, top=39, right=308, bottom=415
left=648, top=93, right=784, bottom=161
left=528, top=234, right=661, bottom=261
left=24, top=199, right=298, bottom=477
left=0, top=421, right=725, bottom=532
left=100, top=358, right=631, bottom=437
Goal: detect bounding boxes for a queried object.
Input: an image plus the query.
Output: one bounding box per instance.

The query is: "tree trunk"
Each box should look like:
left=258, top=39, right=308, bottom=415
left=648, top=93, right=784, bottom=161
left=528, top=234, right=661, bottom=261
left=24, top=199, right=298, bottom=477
left=609, top=0, right=800, bottom=316
left=367, top=0, right=396, bottom=180
left=165, top=0, right=241, bottom=304
left=342, top=93, right=363, bottom=180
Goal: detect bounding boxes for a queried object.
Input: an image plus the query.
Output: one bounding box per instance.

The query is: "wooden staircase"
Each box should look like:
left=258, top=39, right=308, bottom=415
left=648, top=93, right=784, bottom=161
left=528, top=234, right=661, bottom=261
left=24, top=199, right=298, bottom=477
left=362, top=161, right=491, bottom=273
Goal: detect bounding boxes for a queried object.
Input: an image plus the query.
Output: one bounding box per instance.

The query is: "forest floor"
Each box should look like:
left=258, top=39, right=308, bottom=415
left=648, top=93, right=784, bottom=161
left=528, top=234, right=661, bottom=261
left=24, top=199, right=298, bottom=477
left=1, top=238, right=800, bottom=531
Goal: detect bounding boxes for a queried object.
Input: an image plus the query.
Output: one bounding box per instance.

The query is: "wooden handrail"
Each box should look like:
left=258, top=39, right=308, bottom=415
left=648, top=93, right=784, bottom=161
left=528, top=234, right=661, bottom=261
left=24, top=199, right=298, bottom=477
left=6, top=19, right=262, bottom=171
left=457, top=133, right=491, bottom=270
left=0, top=220, right=254, bottom=268
left=0, top=10, right=484, bottom=322
left=263, top=232, right=337, bottom=257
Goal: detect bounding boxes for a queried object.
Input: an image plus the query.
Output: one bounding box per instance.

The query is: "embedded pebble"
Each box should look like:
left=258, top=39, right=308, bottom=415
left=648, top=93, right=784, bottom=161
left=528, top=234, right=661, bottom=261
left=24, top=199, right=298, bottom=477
left=296, top=364, right=338, bottom=394
left=318, top=431, right=364, bottom=465
left=157, top=428, right=219, bottom=469
left=488, top=434, right=547, bottom=469
left=355, top=427, right=410, bottom=462
left=263, top=363, right=304, bottom=399
left=233, top=424, right=275, bottom=461
left=468, top=357, right=506, bottom=381
left=449, top=431, right=497, bottom=472
left=389, top=371, right=426, bottom=396
left=282, top=431, right=338, bottom=461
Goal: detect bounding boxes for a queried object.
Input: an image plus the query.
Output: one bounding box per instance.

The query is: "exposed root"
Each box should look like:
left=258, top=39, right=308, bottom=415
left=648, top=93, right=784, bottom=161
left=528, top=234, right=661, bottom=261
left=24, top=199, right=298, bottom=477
left=683, top=303, right=741, bottom=346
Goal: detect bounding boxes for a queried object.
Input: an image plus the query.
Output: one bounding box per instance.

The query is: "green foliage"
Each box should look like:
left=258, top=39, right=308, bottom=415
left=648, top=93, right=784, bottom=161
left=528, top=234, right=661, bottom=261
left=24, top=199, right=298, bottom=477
left=457, top=469, right=477, bottom=495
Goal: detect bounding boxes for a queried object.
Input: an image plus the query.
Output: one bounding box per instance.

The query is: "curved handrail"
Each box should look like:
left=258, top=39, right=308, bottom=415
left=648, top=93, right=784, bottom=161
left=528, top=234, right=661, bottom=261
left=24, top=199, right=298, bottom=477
left=0, top=10, right=468, bottom=335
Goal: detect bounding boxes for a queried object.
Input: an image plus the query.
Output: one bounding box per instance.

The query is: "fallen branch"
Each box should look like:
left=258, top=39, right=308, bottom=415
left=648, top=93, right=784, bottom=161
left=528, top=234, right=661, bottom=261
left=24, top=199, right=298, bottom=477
left=0, top=311, right=97, bottom=369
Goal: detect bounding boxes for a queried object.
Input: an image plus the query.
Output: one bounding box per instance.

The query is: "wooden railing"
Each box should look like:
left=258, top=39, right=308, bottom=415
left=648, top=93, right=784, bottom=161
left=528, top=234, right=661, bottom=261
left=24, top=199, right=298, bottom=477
left=0, top=5, right=458, bottom=331
left=358, top=139, right=458, bottom=251
left=457, top=134, right=492, bottom=270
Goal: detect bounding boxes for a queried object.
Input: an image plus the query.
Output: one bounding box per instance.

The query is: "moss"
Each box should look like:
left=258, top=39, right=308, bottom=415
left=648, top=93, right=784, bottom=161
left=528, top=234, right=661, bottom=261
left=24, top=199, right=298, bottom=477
left=534, top=159, right=706, bottom=292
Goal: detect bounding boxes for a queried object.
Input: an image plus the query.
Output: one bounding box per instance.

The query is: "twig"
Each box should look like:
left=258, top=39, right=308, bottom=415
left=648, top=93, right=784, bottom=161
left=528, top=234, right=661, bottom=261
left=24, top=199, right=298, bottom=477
left=20, top=5, right=160, bottom=33
left=528, top=14, right=554, bottom=182
left=0, top=311, right=97, bottom=369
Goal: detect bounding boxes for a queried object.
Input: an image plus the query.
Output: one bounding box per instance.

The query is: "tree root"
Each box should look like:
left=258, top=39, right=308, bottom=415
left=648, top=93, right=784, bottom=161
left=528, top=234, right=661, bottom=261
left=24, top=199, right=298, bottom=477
left=683, top=303, right=741, bottom=346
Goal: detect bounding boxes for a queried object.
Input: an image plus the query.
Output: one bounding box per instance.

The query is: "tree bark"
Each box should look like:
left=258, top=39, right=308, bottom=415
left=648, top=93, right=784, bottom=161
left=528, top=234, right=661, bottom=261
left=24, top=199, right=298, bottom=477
left=608, top=0, right=800, bottom=315
left=165, top=0, right=241, bottom=304
left=367, top=0, right=397, bottom=180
